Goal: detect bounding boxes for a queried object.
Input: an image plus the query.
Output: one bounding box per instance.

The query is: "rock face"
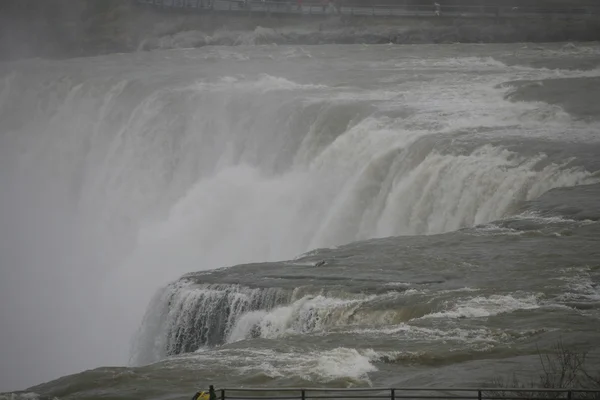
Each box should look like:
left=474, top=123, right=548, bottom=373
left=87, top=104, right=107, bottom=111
left=1, top=0, right=600, bottom=61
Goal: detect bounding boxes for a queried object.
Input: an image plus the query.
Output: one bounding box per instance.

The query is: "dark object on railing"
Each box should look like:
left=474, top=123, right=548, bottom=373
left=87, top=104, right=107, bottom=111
left=209, top=385, right=218, bottom=400
left=193, top=385, right=218, bottom=400
left=191, top=387, right=600, bottom=400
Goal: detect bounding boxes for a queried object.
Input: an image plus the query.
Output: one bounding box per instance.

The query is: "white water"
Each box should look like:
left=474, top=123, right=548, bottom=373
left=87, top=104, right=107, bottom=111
left=421, top=294, right=541, bottom=320
left=0, top=48, right=598, bottom=390
left=226, top=294, right=372, bottom=343
left=132, top=281, right=545, bottom=363
left=177, top=346, right=380, bottom=385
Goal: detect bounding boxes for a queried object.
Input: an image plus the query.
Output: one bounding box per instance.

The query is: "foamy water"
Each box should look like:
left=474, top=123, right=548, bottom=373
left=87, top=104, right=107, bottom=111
left=1, top=43, right=600, bottom=396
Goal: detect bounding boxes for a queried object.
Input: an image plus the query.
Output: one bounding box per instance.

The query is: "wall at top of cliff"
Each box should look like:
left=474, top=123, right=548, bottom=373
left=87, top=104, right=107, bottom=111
left=1, top=0, right=599, bottom=62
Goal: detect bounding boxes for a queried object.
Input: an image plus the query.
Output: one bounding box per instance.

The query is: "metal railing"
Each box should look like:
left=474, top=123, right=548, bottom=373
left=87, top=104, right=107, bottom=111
left=207, top=387, right=600, bottom=400
left=136, top=0, right=600, bottom=19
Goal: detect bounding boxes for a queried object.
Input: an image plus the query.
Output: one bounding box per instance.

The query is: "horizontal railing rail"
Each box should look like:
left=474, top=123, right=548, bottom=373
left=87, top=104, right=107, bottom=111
left=196, top=387, right=600, bottom=400
left=136, top=0, right=600, bottom=18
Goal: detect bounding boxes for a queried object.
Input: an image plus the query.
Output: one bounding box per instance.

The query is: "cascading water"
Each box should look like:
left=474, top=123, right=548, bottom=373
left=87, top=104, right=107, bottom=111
left=130, top=278, right=543, bottom=366
left=131, top=278, right=442, bottom=364
left=1, top=44, right=598, bottom=391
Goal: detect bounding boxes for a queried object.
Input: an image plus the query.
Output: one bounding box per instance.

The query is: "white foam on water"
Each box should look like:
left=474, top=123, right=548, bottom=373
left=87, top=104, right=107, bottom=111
left=227, top=295, right=374, bottom=343
left=238, top=361, right=285, bottom=379
left=395, top=56, right=510, bottom=70
left=174, top=347, right=378, bottom=385
left=312, top=348, right=378, bottom=384
left=511, top=211, right=598, bottom=226
left=193, top=74, right=327, bottom=93
left=422, top=294, right=541, bottom=319
left=339, top=323, right=516, bottom=347
left=556, top=267, right=600, bottom=303
left=384, top=282, right=413, bottom=288
left=470, top=224, right=529, bottom=236
left=490, top=58, right=600, bottom=80
left=438, top=287, right=481, bottom=294
left=0, top=394, right=43, bottom=400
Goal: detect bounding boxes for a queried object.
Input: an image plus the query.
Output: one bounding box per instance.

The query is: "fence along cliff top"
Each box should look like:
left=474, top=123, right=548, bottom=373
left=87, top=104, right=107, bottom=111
left=137, top=0, right=600, bottom=18
left=196, top=387, right=600, bottom=400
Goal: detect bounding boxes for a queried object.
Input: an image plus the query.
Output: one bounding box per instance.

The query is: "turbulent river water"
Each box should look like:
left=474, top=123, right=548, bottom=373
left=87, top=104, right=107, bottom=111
left=1, top=42, right=600, bottom=399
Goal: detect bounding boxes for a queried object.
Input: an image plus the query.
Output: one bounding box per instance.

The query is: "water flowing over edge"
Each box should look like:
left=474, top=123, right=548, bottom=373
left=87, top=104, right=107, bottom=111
left=1, top=46, right=599, bottom=392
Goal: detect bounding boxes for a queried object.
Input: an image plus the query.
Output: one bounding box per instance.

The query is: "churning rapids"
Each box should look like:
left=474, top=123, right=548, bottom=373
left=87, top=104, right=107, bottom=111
left=1, top=42, right=600, bottom=399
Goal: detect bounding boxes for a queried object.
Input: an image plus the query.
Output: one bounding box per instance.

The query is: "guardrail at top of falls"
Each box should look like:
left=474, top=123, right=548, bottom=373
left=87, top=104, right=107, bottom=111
left=190, top=387, right=600, bottom=400
left=135, top=0, right=600, bottom=17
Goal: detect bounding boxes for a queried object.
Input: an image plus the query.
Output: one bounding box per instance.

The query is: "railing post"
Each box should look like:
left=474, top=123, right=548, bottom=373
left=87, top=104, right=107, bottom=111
left=391, top=389, right=395, bottom=400
left=301, top=389, right=306, bottom=400
left=478, top=390, right=482, bottom=400
left=221, top=388, right=225, bottom=400
left=567, top=391, right=572, bottom=400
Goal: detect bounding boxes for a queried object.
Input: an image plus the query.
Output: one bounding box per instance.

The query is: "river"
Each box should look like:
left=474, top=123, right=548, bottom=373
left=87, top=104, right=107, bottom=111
left=0, top=42, right=599, bottom=399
